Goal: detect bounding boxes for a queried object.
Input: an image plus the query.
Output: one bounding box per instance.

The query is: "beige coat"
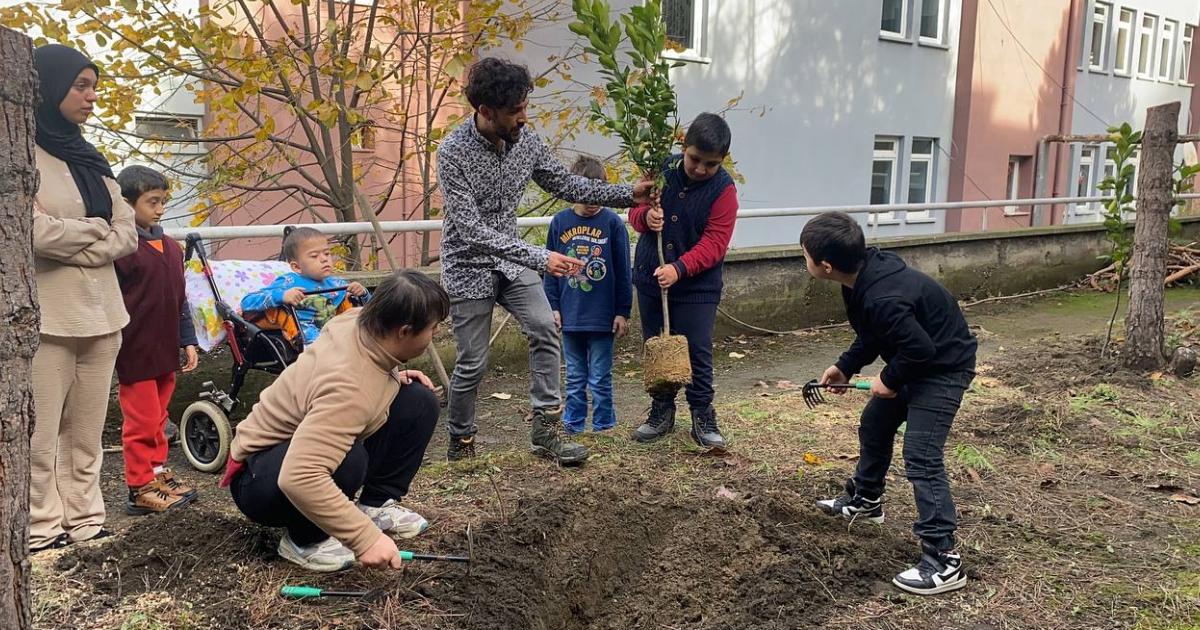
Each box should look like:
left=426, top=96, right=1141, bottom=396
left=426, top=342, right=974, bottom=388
left=32, top=145, right=137, bottom=337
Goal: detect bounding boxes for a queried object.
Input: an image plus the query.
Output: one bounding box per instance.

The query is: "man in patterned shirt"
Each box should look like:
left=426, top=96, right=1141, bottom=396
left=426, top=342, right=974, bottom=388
left=437, top=57, right=655, bottom=465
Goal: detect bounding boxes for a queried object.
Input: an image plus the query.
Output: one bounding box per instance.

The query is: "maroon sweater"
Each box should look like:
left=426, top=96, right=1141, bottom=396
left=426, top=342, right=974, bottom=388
left=114, top=226, right=198, bottom=384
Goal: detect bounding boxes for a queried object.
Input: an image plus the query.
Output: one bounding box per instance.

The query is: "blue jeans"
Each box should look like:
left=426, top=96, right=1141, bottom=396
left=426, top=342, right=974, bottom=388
left=561, top=331, right=616, bottom=432
left=853, top=369, right=974, bottom=551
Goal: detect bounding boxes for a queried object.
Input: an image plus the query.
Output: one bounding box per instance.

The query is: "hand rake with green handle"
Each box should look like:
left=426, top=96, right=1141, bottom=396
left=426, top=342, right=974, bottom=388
left=802, top=379, right=871, bottom=409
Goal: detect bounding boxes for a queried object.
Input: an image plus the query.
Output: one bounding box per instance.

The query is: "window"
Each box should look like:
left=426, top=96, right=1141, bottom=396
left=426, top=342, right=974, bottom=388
left=350, top=123, right=376, bottom=151
left=1159, top=20, right=1177, bottom=80
left=135, top=115, right=200, bottom=141
left=1077, top=145, right=1098, bottom=212
left=919, top=0, right=945, bottom=43
left=881, top=0, right=906, bottom=38
left=1115, top=9, right=1134, bottom=74
left=870, top=137, right=899, bottom=222
left=906, top=138, right=935, bottom=221
left=1182, top=25, right=1194, bottom=83
left=1090, top=2, right=1110, bottom=70
left=1004, top=156, right=1030, bottom=215
left=1138, top=14, right=1157, bottom=78
left=663, top=0, right=705, bottom=60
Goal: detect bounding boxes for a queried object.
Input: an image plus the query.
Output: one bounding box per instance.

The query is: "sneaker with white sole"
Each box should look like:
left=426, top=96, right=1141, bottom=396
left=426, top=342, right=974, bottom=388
left=277, top=533, right=356, bottom=572
left=815, top=478, right=884, bottom=524
left=892, top=541, right=967, bottom=596
left=358, top=499, right=429, bottom=539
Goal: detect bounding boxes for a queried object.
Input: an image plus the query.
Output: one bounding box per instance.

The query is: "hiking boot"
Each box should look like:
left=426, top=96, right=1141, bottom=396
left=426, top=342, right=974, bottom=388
left=447, top=435, right=476, bottom=462
left=277, top=533, right=355, bottom=573
left=815, top=478, right=884, bottom=524
left=893, top=540, right=967, bottom=596
left=690, top=406, right=727, bottom=451
left=632, top=398, right=676, bottom=443
left=155, top=468, right=198, bottom=499
left=530, top=408, right=589, bottom=465
left=126, top=480, right=192, bottom=516
left=358, top=499, right=429, bottom=539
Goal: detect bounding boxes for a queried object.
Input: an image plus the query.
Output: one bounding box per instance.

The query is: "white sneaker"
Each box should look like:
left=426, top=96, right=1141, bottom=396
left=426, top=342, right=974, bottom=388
left=358, top=499, right=429, bottom=539
left=277, top=533, right=355, bottom=572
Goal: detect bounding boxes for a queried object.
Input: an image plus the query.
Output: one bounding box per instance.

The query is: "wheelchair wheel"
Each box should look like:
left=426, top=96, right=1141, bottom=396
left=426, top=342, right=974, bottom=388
left=180, top=401, right=231, bottom=473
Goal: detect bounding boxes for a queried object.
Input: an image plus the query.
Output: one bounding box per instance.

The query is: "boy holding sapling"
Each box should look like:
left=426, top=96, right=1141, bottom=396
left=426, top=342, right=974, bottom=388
left=801, top=211, right=977, bottom=596
left=629, top=114, right=738, bottom=450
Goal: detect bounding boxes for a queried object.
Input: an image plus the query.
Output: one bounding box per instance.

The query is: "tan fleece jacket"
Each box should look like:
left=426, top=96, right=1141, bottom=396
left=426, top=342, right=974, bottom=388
left=230, top=309, right=403, bottom=555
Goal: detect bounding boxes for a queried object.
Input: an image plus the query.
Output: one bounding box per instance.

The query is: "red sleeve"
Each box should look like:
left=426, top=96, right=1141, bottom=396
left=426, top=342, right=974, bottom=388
left=677, top=184, right=737, bottom=277
left=628, top=203, right=651, bottom=233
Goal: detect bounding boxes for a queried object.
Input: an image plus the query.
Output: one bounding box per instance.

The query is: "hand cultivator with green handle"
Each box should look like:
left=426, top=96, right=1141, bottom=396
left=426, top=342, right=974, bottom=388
left=802, top=379, right=871, bottom=409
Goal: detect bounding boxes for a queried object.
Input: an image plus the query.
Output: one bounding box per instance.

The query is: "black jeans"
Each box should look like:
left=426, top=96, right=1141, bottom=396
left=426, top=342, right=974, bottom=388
left=853, top=370, right=974, bottom=551
left=638, top=293, right=717, bottom=410
left=231, top=384, right=439, bottom=546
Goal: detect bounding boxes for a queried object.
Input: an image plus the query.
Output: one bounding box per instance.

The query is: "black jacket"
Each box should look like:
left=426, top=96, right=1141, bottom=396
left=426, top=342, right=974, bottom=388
left=834, top=248, right=977, bottom=389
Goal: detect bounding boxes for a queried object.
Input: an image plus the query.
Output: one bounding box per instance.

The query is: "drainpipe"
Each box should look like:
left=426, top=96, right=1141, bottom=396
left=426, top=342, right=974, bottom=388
left=1033, top=135, right=1053, bottom=225
left=1046, top=0, right=1083, bottom=226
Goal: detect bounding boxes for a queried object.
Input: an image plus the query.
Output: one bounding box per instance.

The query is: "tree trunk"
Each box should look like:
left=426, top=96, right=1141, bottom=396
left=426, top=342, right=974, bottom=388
left=1123, top=101, right=1180, bottom=371
left=0, top=26, right=40, bottom=630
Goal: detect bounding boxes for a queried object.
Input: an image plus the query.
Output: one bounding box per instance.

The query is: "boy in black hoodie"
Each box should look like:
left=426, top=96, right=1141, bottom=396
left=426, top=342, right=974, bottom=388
left=801, top=211, right=977, bottom=596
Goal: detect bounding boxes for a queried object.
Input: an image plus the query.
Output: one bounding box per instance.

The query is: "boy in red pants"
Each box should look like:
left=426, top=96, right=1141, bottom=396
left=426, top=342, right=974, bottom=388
left=114, top=165, right=200, bottom=515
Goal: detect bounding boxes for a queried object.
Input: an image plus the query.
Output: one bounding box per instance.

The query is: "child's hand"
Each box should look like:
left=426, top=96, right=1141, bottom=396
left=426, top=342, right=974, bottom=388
left=282, top=287, right=306, bottom=305
left=358, top=532, right=403, bottom=569
left=870, top=377, right=898, bottom=399
left=646, top=204, right=665, bottom=232
left=346, top=282, right=367, bottom=297
left=613, top=315, right=628, bottom=338
left=181, top=345, right=199, bottom=373
left=553, top=311, right=562, bottom=331
left=819, top=365, right=848, bottom=395
left=653, top=264, right=679, bottom=289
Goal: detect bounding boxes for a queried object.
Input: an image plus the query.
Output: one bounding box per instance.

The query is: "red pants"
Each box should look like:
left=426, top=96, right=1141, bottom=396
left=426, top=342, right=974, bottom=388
left=118, top=372, right=176, bottom=487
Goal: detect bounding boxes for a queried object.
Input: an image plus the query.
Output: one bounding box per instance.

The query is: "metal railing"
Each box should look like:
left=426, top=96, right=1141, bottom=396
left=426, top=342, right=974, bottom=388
left=163, top=194, right=1200, bottom=241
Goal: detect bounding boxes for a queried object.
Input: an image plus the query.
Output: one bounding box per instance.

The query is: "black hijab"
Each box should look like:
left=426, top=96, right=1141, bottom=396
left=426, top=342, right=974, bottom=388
left=33, top=44, right=114, bottom=223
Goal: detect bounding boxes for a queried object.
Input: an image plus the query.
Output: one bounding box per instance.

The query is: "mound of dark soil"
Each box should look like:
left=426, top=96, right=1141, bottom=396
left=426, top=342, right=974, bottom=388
left=990, top=334, right=1148, bottom=393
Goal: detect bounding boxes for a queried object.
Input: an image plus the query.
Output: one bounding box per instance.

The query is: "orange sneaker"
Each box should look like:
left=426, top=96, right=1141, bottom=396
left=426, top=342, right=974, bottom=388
left=155, top=468, right=198, bottom=499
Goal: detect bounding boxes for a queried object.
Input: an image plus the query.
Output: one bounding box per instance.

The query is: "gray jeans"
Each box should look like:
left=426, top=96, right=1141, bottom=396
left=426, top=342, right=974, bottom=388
left=447, top=270, right=561, bottom=437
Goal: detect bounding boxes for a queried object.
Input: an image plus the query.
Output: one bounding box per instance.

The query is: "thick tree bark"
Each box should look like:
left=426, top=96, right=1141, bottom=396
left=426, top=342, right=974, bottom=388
left=1123, top=101, right=1179, bottom=371
left=0, top=26, right=39, bottom=630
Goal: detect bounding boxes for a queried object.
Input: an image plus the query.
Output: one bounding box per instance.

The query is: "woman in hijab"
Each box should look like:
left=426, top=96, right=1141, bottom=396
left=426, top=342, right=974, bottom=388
left=29, top=44, right=137, bottom=552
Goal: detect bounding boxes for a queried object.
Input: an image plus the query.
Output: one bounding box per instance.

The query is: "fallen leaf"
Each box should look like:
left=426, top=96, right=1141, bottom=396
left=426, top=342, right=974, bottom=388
left=729, top=352, right=746, bottom=359
left=966, top=467, right=982, bottom=483
left=976, top=363, right=994, bottom=374
left=624, top=371, right=637, bottom=378
left=1037, top=463, right=1056, bottom=477
left=715, top=485, right=741, bottom=500
left=975, top=376, right=1001, bottom=388
left=776, top=380, right=797, bottom=390
left=1168, top=493, right=1200, bottom=505
left=802, top=452, right=823, bottom=466
left=753, top=380, right=769, bottom=388
left=489, top=392, right=513, bottom=400
left=1151, top=371, right=1165, bottom=381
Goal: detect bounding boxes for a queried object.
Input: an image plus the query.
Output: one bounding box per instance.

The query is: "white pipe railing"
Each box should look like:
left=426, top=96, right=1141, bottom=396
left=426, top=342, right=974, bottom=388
left=164, top=194, right=1200, bottom=240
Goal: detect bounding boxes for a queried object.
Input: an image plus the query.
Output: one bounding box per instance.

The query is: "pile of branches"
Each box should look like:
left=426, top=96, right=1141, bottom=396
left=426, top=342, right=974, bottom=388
left=1086, top=242, right=1200, bottom=292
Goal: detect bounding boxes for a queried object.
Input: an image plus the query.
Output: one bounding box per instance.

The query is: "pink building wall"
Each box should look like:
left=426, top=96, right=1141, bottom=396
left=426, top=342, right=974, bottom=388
left=948, top=0, right=1082, bottom=231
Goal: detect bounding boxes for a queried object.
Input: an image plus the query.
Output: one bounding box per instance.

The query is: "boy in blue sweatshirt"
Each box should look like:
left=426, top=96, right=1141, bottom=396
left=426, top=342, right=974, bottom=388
left=802, top=211, right=977, bottom=597
left=543, top=156, right=632, bottom=434
left=242, top=227, right=370, bottom=346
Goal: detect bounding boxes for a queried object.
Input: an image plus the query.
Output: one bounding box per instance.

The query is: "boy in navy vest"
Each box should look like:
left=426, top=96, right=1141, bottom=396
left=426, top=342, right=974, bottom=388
left=114, top=166, right=200, bottom=515
left=629, top=113, right=738, bottom=450
left=543, top=156, right=632, bottom=434
left=802, top=211, right=977, bottom=596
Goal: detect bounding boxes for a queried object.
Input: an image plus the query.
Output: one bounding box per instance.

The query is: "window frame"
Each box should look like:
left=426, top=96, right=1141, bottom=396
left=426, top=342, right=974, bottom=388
left=918, top=0, right=947, bottom=45
left=880, top=0, right=909, bottom=40
left=1004, top=157, right=1029, bottom=216
left=870, top=136, right=901, bottom=224
left=905, top=138, right=936, bottom=222
left=1114, top=8, right=1134, bottom=75
left=1137, top=13, right=1158, bottom=80
left=1076, top=145, right=1099, bottom=213
left=661, top=0, right=710, bottom=64
left=1089, top=2, right=1111, bottom=72
left=134, top=114, right=201, bottom=141
left=1158, top=19, right=1177, bottom=81
left=1181, top=24, right=1194, bottom=85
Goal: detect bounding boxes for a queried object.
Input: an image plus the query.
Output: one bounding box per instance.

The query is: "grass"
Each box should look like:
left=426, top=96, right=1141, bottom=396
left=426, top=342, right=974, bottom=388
left=951, top=443, right=997, bottom=473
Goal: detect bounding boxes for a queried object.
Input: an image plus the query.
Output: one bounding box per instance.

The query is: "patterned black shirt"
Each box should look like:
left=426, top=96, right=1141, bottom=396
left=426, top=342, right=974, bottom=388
left=436, top=115, right=635, bottom=299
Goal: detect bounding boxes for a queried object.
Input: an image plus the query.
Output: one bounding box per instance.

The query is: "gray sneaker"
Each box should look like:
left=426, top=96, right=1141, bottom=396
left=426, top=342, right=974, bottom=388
left=358, top=500, right=429, bottom=539
left=277, top=533, right=355, bottom=572
left=530, top=408, right=589, bottom=465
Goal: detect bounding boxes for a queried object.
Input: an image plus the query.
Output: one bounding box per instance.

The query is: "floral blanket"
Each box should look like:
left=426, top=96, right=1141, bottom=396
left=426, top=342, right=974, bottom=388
left=184, top=258, right=293, bottom=351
